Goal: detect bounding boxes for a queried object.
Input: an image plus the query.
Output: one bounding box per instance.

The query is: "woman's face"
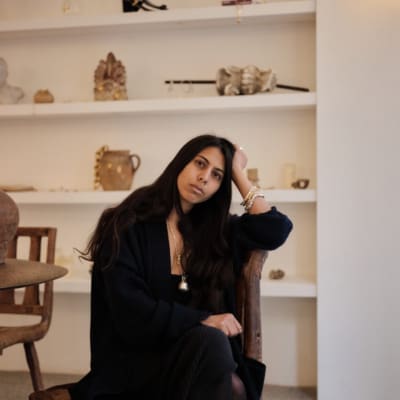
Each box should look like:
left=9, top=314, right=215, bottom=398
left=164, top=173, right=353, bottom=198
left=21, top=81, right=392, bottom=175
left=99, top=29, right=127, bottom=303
left=177, top=146, right=225, bottom=213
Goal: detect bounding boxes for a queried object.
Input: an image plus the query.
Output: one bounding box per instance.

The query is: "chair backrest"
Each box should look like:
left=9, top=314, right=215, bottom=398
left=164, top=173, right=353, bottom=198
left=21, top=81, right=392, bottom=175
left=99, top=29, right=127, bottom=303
left=0, top=227, right=57, bottom=324
left=236, top=249, right=268, bottom=362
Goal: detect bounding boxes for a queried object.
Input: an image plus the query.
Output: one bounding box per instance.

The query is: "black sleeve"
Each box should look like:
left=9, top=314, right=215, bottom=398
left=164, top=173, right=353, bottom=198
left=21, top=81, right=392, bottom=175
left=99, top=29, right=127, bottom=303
left=230, top=206, right=293, bottom=265
left=98, top=226, right=210, bottom=346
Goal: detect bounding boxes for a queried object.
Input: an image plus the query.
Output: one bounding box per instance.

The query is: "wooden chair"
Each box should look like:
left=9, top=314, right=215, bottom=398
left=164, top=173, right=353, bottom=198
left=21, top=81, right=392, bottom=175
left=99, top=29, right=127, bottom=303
left=28, top=248, right=268, bottom=400
left=237, top=249, right=268, bottom=362
left=0, top=227, right=57, bottom=392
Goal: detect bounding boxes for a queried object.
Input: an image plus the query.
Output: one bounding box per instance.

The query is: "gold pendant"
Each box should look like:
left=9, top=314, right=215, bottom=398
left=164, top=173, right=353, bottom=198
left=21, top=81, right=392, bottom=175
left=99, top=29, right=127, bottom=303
left=178, top=274, right=189, bottom=292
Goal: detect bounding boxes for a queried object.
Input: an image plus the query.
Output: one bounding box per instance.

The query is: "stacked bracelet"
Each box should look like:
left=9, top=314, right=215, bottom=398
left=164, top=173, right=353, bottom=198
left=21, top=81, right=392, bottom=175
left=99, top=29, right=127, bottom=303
left=240, top=186, right=265, bottom=211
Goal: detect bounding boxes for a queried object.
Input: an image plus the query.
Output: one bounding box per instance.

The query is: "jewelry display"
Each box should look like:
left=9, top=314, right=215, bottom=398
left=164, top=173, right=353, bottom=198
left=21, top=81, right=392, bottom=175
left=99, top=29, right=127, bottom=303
left=167, top=219, right=189, bottom=292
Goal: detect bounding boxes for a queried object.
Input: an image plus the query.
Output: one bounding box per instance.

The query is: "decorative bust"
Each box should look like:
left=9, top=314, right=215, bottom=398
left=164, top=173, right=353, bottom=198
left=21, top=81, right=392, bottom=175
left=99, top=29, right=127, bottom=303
left=0, top=58, right=24, bottom=104
left=94, top=52, right=128, bottom=101
left=216, top=65, right=277, bottom=96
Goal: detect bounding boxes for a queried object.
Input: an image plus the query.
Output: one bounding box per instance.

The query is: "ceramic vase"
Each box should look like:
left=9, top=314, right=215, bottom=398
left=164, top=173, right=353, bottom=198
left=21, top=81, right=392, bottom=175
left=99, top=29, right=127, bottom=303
left=0, top=191, right=19, bottom=264
left=98, top=150, right=141, bottom=190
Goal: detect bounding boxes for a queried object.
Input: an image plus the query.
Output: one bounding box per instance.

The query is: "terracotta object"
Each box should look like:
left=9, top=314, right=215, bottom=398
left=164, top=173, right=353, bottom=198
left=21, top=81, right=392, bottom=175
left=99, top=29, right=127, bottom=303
left=34, top=89, right=54, bottom=103
left=0, top=191, right=19, bottom=264
left=94, top=146, right=141, bottom=191
left=94, top=52, right=128, bottom=101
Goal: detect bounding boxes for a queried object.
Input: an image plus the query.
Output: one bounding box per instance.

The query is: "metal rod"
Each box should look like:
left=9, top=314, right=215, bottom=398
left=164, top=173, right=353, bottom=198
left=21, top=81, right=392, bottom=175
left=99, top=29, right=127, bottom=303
left=276, top=84, right=309, bottom=92
left=164, top=80, right=216, bottom=84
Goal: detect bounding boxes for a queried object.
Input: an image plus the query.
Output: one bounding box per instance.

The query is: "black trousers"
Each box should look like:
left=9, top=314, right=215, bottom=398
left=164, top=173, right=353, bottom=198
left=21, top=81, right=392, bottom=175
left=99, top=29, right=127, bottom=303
left=96, top=325, right=238, bottom=400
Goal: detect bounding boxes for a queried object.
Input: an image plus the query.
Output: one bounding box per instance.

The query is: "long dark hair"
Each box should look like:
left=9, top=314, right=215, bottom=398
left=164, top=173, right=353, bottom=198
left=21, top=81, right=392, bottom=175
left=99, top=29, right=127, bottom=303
left=81, top=134, right=235, bottom=312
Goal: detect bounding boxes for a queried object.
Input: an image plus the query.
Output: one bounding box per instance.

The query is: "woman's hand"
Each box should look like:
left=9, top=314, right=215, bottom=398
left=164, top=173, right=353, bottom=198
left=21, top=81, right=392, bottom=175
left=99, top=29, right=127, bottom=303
left=232, top=144, right=248, bottom=187
left=201, top=313, right=243, bottom=337
left=232, top=144, right=248, bottom=173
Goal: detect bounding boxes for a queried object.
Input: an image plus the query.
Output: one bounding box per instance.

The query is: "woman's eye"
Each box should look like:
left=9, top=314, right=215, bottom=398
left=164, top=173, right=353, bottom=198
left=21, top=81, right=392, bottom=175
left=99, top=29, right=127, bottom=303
left=195, top=159, right=205, bottom=167
left=213, top=171, right=223, bottom=181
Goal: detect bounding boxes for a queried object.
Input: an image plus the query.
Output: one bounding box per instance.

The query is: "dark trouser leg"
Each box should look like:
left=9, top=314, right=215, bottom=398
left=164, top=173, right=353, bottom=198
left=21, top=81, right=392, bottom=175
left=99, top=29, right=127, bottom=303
left=159, top=325, right=237, bottom=400
left=232, top=372, right=247, bottom=400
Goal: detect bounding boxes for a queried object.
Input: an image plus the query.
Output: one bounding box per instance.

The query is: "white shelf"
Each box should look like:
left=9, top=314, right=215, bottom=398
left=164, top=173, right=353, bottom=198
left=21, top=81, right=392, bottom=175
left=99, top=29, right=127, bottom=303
left=0, top=93, right=316, bottom=120
left=0, top=1, right=316, bottom=37
left=261, top=276, right=316, bottom=298
left=53, top=275, right=316, bottom=297
left=8, top=189, right=316, bottom=205
left=8, top=191, right=128, bottom=205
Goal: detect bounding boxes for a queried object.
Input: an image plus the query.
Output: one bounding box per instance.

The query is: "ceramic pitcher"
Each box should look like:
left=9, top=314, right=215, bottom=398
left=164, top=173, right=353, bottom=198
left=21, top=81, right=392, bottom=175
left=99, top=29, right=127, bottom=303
left=97, top=148, right=141, bottom=191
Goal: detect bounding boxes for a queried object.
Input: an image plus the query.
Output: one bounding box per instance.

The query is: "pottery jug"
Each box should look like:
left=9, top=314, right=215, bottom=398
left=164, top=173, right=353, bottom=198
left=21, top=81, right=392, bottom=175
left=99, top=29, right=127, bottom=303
left=0, top=191, right=19, bottom=264
left=97, top=149, right=141, bottom=191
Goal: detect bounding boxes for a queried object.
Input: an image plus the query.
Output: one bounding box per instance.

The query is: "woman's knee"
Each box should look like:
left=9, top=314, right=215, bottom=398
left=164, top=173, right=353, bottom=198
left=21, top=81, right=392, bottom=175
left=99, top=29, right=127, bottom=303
left=186, top=326, right=236, bottom=373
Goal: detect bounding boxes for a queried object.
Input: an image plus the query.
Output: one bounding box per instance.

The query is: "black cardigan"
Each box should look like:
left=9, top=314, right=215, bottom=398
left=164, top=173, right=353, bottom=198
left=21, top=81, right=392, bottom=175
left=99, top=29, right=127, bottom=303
left=71, top=207, right=293, bottom=400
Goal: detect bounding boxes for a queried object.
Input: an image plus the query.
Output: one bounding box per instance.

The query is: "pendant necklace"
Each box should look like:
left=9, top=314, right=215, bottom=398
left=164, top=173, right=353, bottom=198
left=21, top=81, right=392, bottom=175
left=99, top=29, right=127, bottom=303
left=167, top=219, right=189, bottom=292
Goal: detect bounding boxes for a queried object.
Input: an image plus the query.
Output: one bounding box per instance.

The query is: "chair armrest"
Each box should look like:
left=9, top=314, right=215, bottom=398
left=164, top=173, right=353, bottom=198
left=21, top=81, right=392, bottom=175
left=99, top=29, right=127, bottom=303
left=239, top=249, right=268, bottom=361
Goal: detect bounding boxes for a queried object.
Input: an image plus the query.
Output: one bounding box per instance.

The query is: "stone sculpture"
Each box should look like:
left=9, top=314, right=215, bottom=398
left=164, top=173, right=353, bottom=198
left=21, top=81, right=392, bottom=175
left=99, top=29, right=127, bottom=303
left=0, top=58, right=24, bottom=104
left=216, top=65, right=277, bottom=96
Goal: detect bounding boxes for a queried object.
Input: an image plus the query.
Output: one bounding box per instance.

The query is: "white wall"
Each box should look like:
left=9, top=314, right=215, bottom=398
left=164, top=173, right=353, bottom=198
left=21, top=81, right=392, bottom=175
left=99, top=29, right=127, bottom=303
left=317, top=0, right=400, bottom=398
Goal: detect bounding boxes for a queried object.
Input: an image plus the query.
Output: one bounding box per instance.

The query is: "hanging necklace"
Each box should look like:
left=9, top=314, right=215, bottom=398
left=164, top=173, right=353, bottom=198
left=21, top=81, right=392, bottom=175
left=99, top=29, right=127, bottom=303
left=167, top=219, right=189, bottom=292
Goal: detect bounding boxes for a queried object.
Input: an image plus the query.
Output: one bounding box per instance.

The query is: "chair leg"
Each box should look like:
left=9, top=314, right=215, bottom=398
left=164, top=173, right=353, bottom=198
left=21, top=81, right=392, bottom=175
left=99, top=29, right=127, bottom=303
left=24, top=342, right=44, bottom=391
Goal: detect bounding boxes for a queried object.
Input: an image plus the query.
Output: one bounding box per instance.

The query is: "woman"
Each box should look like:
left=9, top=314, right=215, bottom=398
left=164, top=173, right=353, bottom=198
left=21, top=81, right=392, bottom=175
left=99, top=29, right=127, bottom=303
left=71, top=134, right=293, bottom=400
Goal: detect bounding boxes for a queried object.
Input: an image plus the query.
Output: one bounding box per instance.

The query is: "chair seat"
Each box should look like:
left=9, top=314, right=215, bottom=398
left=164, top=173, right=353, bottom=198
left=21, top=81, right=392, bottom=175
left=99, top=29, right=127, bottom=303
left=29, top=383, right=73, bottom=400
left=0, top=323, right=48, bottom=352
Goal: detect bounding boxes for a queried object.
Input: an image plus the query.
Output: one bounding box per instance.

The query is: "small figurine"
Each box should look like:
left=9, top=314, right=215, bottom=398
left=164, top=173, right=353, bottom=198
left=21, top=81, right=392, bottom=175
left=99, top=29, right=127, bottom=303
left=33, top=89, right=54, bottom=103
left=269, top=269, right=285, bottom=280
left=292, top=179, right=310, bottom=189
left=94, top=52, right=128, bottom=101
left=0, top=58, right=24, bottom=104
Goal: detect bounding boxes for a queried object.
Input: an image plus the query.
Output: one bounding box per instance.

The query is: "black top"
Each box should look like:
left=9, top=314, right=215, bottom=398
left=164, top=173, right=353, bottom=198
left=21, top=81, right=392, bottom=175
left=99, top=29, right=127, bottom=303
left=70, top=207, right=293, bottom=400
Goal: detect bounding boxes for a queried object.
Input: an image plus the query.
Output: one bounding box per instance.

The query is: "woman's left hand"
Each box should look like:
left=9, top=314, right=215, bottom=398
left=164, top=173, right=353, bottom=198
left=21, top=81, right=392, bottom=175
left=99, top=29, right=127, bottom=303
left=232, top=145, right=248, bottom=177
